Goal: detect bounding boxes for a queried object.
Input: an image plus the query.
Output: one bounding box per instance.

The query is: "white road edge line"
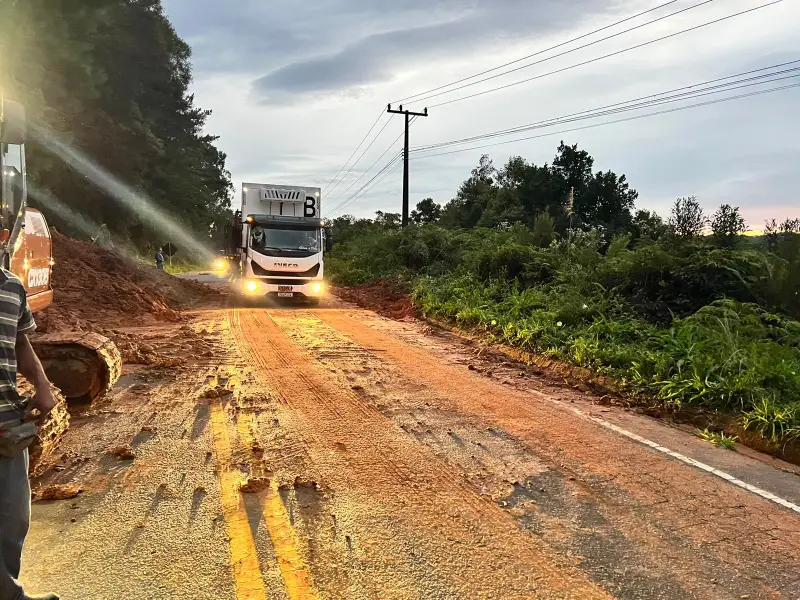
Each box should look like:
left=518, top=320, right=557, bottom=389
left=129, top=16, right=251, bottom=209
left=367, top=310, right=800, bottom=515
left=560, top=401, right=800, bottom=514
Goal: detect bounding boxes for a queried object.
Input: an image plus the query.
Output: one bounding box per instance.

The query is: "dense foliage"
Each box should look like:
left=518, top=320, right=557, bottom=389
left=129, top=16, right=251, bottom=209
left=328, top=144, right=800, bottom=445
left=0, top=0, right=232, bottom=252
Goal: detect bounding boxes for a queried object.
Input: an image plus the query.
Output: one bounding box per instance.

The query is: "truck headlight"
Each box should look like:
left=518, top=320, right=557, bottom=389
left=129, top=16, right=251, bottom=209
left=311, top=282, right=323, bottom=294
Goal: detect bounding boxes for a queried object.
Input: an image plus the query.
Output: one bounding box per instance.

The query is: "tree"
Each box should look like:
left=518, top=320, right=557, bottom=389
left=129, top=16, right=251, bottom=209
left=711, top=204, right=747, bottom=246
left=531, top=212, right=557, bottom=248
left=374, top=211, right=402, bottom=229
left=631, top=209, right=667, bottom=241
left=496, top=156, right=562, bottom=223
left=0, top=0, right=232, bottom=254
left=669, top=197, right=707, bottom=238
left=439, top=155, right=496, bottom=228
left=552, top=141, right=593, bottom=197
left=478, top=187, right=525, bottom=228
left=410, top=198, right=442, bottom=224
left=576, top=170, right=637, bottom=234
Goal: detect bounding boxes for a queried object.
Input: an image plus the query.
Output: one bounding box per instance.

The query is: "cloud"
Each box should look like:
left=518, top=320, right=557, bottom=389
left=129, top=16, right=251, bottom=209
left=250, top=0, right=606, bottom=102
left=163, top=0, right=800, bottom=226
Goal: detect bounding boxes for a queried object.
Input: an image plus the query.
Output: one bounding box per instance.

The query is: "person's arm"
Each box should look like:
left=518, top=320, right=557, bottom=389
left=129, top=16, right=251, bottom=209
left=17, top=333, right=56, bottom=422
left=15, top=289, right=56, bottom=422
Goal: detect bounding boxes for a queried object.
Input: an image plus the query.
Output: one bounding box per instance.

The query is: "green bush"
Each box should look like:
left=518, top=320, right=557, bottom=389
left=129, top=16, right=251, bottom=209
left=328, top=222, right=800, bottom=445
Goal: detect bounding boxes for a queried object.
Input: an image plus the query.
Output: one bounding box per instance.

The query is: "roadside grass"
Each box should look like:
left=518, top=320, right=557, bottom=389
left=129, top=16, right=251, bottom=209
left=414, top=274, right=800, bottom=447
left=164, top=259, right=211, bottom=275
left=327, top=223, right=800, bottom=452
left=699, top=429, right=738, bottom=450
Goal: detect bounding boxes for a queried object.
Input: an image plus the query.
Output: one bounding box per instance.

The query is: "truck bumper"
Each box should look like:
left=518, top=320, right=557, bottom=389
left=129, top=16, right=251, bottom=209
left=241, top=279, right=325, bottom=298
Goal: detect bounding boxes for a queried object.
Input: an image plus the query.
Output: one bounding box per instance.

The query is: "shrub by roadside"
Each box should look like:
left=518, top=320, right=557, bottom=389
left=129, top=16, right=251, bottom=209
left=328, top=223, right=800, bottom=450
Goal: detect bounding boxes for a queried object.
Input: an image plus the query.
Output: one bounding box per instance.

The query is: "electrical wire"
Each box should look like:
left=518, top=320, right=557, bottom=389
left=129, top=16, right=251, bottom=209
left=423, top=0, right=784, bottom=109
left=327, top=117, right=418, bottom=214
left=322, top=108, right=386, bottom=195
left=329, top=158, right=404, bottom=218
left=324, top=114, right=393, bottom=200
left=394, top=0, right=681, bottom=105
left=409, top=82, right=800, bottom=161
left=411, top=62, right=800, bottom=153
left=405, top=0, right=715, bottom=107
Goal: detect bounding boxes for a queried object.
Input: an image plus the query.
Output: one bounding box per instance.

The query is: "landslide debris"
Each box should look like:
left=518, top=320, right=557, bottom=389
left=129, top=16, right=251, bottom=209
left=334, top=279, right=414, bottom=320
left=36, top=231, right=216, bottom=333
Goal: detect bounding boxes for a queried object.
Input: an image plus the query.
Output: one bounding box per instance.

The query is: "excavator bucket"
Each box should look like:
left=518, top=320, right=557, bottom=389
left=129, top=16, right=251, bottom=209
left=31, top=332, right=122, bottom=403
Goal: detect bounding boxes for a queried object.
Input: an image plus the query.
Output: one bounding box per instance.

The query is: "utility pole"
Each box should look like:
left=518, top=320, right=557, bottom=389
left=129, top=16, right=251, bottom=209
left=387, top=104, right=428, bottom=227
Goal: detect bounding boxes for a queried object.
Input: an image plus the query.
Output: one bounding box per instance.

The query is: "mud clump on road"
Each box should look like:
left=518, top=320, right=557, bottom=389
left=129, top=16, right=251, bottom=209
left=108, top=444, right=136, bottom=460
left=37, top=231, right=217, bottom=333
left=35, top=484, right=83, bottom=501
left=239, top=477, right=270, bottom=493
left=334, top=279, right=415, bottom=320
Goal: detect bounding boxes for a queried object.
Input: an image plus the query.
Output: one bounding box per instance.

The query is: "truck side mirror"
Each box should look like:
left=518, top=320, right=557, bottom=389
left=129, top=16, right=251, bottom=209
left=325, top=236, right=334, bottom=253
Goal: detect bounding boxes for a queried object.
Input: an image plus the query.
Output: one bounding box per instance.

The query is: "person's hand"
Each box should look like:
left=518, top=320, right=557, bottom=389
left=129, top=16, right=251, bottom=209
left=25, top=386, right=57, bottom=424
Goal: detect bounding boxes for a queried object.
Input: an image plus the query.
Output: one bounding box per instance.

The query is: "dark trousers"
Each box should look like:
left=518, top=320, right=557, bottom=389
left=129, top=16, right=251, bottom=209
left=0, top=449, right=30, bottom=600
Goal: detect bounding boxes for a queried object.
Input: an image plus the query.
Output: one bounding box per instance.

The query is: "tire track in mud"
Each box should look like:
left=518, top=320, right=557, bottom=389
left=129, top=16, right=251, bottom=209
left=229, top=307, right=612, bottom=600
left=274, top=310, right=711, bottom=600
left=314, top=308, right=800, bottom=599
left=209, top=400, right=271, bottom=600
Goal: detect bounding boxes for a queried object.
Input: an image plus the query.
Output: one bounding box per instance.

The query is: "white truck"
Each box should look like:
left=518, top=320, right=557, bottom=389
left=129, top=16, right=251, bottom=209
left=225, top=182, right=332, bottom=304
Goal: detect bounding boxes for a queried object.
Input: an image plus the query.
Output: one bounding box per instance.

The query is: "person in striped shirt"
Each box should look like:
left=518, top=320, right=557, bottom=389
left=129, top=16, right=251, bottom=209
left=0, top=269, right=59, bottom=600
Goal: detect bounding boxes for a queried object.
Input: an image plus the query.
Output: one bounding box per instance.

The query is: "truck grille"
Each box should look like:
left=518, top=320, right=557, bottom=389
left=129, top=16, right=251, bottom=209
left=264, top=278, right=312, bottom=286
left=251, top=262, right=320, bottom=278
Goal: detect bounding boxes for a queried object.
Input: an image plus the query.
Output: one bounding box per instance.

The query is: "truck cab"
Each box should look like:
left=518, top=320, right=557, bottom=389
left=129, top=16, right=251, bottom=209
left=228, top=183, right=331, bottom=303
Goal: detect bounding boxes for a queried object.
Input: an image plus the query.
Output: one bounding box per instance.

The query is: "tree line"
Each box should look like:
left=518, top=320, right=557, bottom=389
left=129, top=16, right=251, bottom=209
left=327, top=142, right=800, bottom=447
left=339, top=141, right=797, bottom=246
left=0, top=0, right=232, bottom=252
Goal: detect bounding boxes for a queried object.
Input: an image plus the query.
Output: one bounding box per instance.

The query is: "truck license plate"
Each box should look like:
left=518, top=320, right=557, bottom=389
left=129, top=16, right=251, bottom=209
left=277, top=292, right=293, bottom=298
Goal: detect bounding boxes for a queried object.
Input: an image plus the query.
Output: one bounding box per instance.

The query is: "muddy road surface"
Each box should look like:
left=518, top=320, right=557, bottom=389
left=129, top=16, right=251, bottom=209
left=21, top=294, right=800, bottom=600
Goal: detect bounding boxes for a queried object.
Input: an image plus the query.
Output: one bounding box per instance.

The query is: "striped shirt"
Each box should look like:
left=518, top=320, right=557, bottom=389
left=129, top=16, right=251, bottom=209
left=0, top=268, right=36, bottom=419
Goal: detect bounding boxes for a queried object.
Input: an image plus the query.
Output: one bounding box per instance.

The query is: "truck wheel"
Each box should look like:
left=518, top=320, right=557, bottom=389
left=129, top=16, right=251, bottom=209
left=307, top=298, right=320, bottom=307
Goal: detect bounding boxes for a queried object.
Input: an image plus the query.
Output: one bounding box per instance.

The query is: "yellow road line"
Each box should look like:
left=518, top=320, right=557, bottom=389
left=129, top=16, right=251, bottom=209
left=261, top=486, right=319, bottom=600
left=209, top=401, right=270, bottom=600
left=237, top=412, right=321, bottom=600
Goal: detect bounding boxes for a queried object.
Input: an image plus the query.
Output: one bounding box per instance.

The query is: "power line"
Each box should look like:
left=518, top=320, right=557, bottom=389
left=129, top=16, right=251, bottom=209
left=329, top=154, right=403, bottom=218
left=330, top=158, right=404, bottom=219
left=327, top=117, right=419, bottom=215
left=394, top=0, right=680, bottom=105
left=322, top=108, right=385, bottom=195
left=325, top=139, right=400, bottom=214
left=409, top=82, right=800, bottom=161
left=324, top=114, right=393, bottom=200
left=412, top=62, right=800, bottom=153
left=423, top=0, right=784, bottom=109
left=405, top=0, right=715, bottom=106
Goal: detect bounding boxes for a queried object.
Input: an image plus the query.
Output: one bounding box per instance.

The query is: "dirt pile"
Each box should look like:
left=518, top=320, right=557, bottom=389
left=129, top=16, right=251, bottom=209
left=37, top=232, right=217, bottom=332
left=334, top=279, right=415, bottom=320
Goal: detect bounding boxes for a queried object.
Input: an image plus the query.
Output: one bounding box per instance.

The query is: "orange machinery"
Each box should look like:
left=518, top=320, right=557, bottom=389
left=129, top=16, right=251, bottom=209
left=1, top=95, right=120, bottom=402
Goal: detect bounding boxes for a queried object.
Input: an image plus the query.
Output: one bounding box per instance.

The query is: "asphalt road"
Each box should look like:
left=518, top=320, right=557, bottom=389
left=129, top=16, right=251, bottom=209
left=19, top=294, right=800, bottom=599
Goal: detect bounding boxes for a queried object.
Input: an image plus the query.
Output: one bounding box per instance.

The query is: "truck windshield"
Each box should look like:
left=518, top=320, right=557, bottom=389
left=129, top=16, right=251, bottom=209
left=250, top=226, right=321, bottom=256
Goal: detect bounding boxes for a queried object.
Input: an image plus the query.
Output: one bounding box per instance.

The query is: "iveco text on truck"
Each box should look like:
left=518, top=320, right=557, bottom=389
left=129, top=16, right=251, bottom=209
left=225, top=183, right=332, bottom=304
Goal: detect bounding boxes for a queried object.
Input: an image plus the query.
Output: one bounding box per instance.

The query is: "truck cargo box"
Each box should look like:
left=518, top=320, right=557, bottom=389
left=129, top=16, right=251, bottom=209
left=242, top=183, right=321, bottom=219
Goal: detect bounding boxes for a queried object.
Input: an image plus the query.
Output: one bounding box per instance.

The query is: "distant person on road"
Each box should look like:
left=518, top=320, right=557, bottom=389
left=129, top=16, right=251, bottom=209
left=155, top=248, right=164, bottom=270
left=0, top=267, right=60, bottom=600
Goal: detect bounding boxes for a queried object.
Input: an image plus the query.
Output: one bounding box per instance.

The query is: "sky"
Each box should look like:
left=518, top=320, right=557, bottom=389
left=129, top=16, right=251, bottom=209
left=160, top=0, right=800, bottom=227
